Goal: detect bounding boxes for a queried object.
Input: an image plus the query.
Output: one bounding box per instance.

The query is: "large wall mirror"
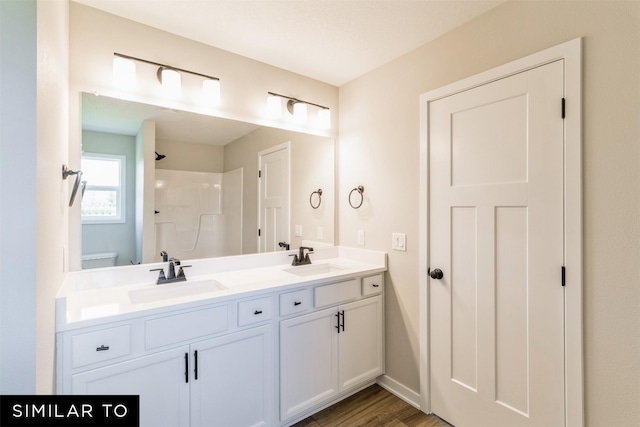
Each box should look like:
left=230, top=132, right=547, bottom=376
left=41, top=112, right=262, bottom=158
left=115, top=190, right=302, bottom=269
left=79, top=92, right=335, bottom=269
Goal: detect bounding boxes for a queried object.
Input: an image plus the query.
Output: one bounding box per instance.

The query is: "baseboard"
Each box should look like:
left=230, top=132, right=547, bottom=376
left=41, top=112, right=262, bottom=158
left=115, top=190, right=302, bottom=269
left=376, top=375, right=421, bottom=410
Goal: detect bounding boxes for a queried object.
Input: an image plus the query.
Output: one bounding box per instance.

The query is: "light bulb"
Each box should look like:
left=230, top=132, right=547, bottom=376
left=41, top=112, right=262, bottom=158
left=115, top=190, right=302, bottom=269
left=267, top=95, right=282, bottom=118
left=202, top=79, right=221, bottom=106
left=293, top=102, right=307, bottom=124
left=159, top=68, right=181, bottom=96
left=113, top=57, right=136, bottom=89
left=318, top=108, right=331, bottom=129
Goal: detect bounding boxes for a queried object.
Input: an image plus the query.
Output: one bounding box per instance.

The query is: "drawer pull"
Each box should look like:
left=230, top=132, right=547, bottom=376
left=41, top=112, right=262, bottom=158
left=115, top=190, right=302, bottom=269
left=96, top=345, right=110, bottom=352
left=372, top=284, right=380, bottom=287
left=254, top=310, right=263, bottom=315
left=294, top=301, right=302, bottom=306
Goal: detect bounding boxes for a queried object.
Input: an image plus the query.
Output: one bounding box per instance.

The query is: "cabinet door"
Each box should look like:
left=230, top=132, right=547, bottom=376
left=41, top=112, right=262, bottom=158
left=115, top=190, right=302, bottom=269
left=191, top=325, right=273, bottom=427
left=71, top=346, right=190, bottom=427
left=280, top=307, right=339, bottom=421
left=339, top=295, right=384, bottom=390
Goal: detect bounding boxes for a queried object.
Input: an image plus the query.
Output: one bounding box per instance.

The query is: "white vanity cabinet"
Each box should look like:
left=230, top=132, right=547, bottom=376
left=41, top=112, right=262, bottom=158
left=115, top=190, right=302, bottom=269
left=190, top=324, right=273, bottom=427
left=57, top=252, right=387, bottom=427
left=279, top=274, right=384, bottom=422
left=72, top=346, right=191, bottom=426
left=58, top=298, right=274, bottom=427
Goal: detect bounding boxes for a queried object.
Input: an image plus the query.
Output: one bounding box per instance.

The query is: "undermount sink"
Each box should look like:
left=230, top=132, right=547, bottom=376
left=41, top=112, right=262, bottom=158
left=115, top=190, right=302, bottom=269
left=129, top=279, right=227, bottom=304
left=283, top=263, right=347, bottom=277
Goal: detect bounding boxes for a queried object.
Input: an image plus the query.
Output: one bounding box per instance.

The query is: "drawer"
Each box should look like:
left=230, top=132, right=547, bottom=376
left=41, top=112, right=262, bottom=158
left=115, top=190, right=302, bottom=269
left=314, top=279, right=360, bottom=308
left=72, top=325, right=131, bottom=368
left=362, top=274, right=383, bottom=296
left=238, top=296, right=273, bottom=326
left=280, top=289, right=312, bottom=317
left=145, top=305, right=228, bottom=349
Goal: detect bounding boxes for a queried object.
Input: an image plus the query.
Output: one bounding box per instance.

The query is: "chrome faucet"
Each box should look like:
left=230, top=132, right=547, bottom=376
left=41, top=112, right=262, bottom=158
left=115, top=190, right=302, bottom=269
left=150, top=256, right=191, bottom=285
left=290, top=246, right=314, bottom=266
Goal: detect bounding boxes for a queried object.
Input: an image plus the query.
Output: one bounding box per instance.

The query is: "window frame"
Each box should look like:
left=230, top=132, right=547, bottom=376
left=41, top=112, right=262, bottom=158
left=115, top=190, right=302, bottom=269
left=81, top=152, right=126, bottom=225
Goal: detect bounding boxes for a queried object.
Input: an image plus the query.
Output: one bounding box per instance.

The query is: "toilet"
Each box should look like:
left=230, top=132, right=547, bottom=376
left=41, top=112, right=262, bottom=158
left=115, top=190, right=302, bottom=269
left=81, top=252, right=118, bottom=269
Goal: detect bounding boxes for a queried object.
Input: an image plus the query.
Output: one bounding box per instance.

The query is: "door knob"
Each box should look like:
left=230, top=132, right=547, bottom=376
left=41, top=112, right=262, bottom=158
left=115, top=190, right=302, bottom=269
left=429, top=268, right=444, bottom=280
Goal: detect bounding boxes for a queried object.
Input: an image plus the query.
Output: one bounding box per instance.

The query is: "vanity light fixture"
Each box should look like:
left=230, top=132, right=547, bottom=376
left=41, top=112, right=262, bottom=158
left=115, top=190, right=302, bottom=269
left=113, top=53, right=221, bottom=105
left=266, top=94, right=282, bottom=118
left=289, top=100, right=308, bottom=123
left=266, top=92, right=331, bottom=128
left=113, top=56, right=136, bottom=89
left=317, top=107, right=331, bottom=130
left=157, top=67, right=181, bottom=96
left=202, top=78, right=221, bottom=106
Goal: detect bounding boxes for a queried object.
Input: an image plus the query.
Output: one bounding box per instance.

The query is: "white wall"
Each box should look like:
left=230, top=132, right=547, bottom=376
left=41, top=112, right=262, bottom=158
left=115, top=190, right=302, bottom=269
left=0, top=0, right=69, bottom=395
left=36, top=0, right=70, bottom=393
left=0, top=0, right=38, bottom=394
left=339, top=1, right=639, bottom=426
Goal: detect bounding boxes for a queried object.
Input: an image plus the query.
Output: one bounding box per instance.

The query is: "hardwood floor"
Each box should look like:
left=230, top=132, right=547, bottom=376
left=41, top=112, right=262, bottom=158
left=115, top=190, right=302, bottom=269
left=291, top=384, right=452, bottom=427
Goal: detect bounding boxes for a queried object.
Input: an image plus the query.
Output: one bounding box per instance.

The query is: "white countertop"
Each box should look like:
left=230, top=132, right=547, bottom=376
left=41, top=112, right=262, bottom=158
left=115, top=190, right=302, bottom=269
left=56, top=246, right=387, bottom=331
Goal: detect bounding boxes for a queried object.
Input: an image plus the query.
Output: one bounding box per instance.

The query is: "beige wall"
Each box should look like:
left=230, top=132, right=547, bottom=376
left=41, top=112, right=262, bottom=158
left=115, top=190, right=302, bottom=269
left=155, top=138, right=225, bottom=173
left=339, top=1, right=639, bottom=426
left=224, top=127, right=335, bottom=253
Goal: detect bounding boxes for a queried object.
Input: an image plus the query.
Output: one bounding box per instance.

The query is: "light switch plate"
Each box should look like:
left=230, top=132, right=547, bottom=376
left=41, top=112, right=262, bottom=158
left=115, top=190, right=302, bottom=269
left=295, top=225, right=303, bottom=237
left=392, top=233, right=407, bottom=251
left=317, top=226, right=323, bottom=240
left=357, top=230, right=365, bottom=246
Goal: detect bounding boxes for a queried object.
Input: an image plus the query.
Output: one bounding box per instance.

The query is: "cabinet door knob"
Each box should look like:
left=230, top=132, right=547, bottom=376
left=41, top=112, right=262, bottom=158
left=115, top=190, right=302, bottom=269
left=96, top=345, right=110, bottom=352
left=372, top=284, right=379, bottom=287
left=294, top=301, right=302, bottom=306
left=254, top=310, right=263, bottom=315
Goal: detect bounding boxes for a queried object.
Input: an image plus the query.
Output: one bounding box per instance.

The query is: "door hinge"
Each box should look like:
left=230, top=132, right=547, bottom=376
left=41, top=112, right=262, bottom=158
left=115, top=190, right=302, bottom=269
left=258, top=228, right=261, bottom=237
left=562, top=266, right=566, bottom=287
left=561, top=98, right=566, bottom=119
left=258, top=170, right=262, bottom=178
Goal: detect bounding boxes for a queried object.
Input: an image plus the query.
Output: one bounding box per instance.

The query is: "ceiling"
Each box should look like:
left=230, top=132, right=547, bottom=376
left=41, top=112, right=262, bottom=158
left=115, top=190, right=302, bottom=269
left=72, top=0, right=505, bottom=86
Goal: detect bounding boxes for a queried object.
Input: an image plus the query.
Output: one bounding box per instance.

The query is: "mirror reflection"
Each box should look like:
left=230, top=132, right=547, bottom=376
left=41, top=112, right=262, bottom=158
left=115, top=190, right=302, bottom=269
left=80, top=93, right=334, bottom=269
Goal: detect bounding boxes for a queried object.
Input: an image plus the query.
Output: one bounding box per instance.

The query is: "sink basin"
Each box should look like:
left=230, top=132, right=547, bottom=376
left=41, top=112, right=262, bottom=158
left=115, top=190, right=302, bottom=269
left=283, top=263, right=347, bottom=277
left=129, top=279, right=227, bottom=304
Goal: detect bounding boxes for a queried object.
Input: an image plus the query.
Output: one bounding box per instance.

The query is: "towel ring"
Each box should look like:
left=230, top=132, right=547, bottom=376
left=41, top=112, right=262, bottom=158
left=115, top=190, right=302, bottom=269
left=349, top=185, right=365, bottom=209
left=310, top=189, right=323, bottom=209
left=62, top=165, right=84, bottom=207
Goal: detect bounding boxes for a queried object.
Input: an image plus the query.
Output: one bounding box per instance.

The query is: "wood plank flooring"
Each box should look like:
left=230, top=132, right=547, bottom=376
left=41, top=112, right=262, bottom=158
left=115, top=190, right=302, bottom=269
left=291, top=384, right=452, bottom=427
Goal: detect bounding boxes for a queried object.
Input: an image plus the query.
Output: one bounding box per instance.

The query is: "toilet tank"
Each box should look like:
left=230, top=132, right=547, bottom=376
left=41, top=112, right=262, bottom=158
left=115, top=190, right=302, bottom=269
left=82, top=252, right=118, bottom=269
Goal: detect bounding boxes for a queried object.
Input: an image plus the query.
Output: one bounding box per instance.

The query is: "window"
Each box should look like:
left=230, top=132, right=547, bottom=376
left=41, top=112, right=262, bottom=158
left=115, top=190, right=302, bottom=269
left=81, top=153, right=126, bottom=223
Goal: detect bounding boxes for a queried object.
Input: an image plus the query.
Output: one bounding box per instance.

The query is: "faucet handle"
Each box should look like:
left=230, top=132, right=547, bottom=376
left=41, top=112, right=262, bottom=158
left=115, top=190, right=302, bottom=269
left=176, top=265, right=191, bottom=279
left=150, top=268, right=167, bottom=281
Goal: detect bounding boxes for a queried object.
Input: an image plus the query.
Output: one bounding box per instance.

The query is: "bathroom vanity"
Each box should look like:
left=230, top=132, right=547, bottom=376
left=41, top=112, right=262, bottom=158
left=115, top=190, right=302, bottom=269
left=56, top=247, right=386, bottom=427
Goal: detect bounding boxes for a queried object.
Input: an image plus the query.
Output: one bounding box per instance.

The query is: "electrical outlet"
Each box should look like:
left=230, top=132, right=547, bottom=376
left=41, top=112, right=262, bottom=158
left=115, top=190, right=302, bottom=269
left=295, top=225, right=303, bottom=237
left=317, top=226, right=323, bottom=240
left=357, top=230, right=365, bottom=246
left=392, top=233, right=407, bottom=251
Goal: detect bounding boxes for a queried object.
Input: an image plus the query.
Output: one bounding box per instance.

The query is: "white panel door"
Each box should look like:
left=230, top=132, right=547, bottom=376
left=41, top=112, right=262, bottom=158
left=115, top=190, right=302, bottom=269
left=429, top=60, right=565, bottom=427
left=258, top=143, right=290, bottom=253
